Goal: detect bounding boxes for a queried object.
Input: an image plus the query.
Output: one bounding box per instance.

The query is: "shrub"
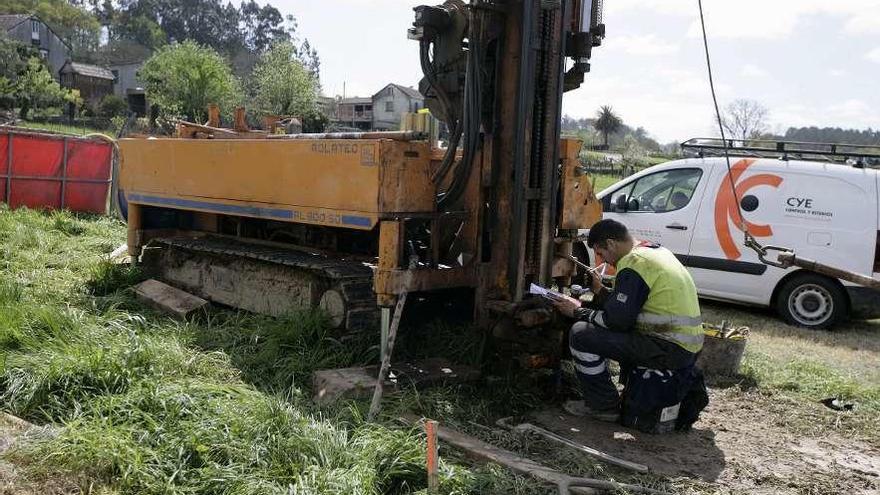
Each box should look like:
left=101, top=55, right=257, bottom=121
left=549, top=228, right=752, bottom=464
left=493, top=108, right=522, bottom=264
left=140, top=41, right=241, bottom=122
left=98, top=94, right=128, bottom=118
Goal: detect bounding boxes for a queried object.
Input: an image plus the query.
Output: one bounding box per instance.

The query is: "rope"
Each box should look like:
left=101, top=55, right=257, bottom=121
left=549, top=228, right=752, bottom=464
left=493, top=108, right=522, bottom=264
left=696, top=0, right=751, bottom=244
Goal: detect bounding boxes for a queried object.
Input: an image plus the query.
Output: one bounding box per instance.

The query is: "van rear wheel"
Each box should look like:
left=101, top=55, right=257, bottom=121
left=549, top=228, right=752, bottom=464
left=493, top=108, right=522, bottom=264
left=775, top=273, right=846, bottom=329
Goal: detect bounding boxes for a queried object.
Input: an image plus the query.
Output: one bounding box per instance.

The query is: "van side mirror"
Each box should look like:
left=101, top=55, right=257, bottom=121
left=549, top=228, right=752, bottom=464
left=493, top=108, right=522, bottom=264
left=614, top=195, right=628, bottom=212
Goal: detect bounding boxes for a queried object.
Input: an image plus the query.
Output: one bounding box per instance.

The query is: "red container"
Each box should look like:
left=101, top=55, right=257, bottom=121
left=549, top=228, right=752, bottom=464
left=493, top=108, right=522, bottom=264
left=0, top=129, right=112, bottom=214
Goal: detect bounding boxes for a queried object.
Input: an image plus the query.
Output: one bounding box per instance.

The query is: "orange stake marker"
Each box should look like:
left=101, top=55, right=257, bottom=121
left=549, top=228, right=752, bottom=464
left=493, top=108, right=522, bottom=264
left=425, top=419, right=439, bottom=493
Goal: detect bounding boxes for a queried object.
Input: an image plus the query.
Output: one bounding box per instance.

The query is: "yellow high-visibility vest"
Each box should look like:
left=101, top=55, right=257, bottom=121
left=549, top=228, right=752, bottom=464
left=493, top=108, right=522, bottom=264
left=615, top=245, right=704, bottom=353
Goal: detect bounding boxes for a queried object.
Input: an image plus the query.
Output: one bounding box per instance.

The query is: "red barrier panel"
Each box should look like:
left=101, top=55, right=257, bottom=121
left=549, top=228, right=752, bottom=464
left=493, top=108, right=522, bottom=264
left=0, top=129, right=112, bottom=214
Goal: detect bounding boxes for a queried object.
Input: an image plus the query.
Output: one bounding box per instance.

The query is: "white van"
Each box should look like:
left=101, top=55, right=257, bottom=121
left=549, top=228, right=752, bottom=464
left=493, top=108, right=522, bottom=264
left=584, top=153, right=880, bottom=329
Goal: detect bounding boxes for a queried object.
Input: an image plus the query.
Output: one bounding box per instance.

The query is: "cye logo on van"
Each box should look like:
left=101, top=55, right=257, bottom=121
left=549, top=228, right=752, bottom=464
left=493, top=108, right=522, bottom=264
left=784, top=196, right=833, bottom=220
left=714, top=159, right=783, bottom=260
left=786, top=197, right=813, bottom=209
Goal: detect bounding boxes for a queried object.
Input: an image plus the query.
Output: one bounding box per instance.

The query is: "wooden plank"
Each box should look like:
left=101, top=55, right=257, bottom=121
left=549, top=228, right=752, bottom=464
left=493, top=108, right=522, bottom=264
left=400, top=415, right=596, bottom=494
left=133, top=279, right=208, bottom=319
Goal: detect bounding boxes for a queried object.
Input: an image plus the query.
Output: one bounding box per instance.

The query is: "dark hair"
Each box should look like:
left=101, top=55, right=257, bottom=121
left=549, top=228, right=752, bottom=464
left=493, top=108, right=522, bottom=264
left=587, top=219, right=630, bottom=248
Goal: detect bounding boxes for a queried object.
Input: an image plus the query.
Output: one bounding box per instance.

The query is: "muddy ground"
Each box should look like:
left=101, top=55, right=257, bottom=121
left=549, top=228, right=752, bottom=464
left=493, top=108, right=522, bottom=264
left=533, top=388, right=880, bottom=494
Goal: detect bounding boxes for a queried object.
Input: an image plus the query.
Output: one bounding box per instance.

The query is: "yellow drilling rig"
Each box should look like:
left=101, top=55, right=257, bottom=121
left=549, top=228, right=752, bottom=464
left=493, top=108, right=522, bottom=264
left=119, top=0, right=606, bottom=364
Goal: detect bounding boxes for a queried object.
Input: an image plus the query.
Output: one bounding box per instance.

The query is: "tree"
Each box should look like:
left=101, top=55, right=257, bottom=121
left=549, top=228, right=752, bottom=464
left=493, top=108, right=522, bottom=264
left=240, top=0, right=289, bottom=53
left=105, top=0, right=294, bottom=57
left=251, top=41, right=319, bottom=120
left=783, top=126, right=880, bottom=146
left=81, top=38, right=153, bottom=66
left=17, top=57, right=78, bottom=119
left=0, top=36, right=34, bottom=110
left=296, top=38, right=320, bottom=77
left=660, top=141, right=682, bottom=157
left=620, top=134, right=647, bottom=170
left=139, top=41, right=241, bottom=122
left=594, top=105, right=622, bottom=149
left=719, top=99, right=769, bottom=141
left=0, top=37, right=78, bottom=118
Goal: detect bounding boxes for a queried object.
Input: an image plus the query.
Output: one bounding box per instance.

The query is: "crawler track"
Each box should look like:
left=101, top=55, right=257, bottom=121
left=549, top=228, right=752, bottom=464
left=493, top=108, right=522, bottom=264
left=142, top=236, right=378, bottom=331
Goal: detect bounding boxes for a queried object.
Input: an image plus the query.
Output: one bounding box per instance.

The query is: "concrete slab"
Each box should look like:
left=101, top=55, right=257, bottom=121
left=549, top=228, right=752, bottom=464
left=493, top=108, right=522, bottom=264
left=133, top=279, right=209, bottom=319
left=313, top=367, right=386, bottom=406
left=312, top=359, right=480, bottom=405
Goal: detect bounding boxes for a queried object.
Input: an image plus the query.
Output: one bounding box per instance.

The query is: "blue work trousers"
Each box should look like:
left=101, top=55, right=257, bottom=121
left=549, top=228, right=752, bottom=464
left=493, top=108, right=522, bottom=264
left=568, top=321, right=697, bottom=412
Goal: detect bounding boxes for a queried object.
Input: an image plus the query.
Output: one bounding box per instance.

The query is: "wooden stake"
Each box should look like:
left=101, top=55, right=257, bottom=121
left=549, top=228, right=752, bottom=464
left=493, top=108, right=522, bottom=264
left=206, top=104, right=220, bottom=127
left=233, top=107, right=249, bottom=132
left=426, top=419, right=439, bottom=493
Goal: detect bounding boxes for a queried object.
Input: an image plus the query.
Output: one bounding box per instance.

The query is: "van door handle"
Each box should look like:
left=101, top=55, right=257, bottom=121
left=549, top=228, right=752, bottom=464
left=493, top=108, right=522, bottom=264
left=666, top=224, right=688, bottom=231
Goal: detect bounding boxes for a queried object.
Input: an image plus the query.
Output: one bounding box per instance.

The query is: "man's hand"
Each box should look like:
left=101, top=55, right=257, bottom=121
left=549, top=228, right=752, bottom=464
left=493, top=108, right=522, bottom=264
left=588, top=270, right=604, bottom=294
left=550, top=293, right=582, bottom=318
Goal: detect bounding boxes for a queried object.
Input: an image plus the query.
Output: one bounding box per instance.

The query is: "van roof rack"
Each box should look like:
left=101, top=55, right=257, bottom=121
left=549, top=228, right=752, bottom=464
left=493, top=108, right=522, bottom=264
left=680, top=138, right=880, bottom=166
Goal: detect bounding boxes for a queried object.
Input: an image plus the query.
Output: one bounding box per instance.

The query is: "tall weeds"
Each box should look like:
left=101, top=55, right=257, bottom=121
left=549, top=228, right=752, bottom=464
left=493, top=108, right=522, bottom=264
left=0, top=207, right=540, bottom=494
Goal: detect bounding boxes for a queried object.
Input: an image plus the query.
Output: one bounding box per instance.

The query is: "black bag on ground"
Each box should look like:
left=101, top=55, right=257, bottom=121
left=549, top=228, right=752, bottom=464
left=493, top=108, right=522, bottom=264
left=675, top=366, right=709, bottom=431
left=620, top=365, right=709, bottom=434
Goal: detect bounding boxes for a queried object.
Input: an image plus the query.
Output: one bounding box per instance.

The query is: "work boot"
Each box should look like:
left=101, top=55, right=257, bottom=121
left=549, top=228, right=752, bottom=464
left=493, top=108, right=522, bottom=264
left=563, top=400, right=620, bottom=423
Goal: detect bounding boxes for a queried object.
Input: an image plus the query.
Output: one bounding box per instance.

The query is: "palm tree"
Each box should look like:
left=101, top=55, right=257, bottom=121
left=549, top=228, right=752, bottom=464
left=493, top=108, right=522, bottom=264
left=594, top=105, right=622, bottom=149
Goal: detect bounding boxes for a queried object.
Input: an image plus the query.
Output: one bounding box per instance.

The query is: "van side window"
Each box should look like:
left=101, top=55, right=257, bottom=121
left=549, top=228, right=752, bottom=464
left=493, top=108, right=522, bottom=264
left=622, top=168, right=702, bottom=213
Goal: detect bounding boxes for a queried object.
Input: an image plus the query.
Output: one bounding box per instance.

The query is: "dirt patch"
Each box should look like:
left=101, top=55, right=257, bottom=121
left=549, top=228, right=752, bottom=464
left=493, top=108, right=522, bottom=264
left=0, top=413, right=76, bottom=495
left=532, top=388, right=880, bottom=494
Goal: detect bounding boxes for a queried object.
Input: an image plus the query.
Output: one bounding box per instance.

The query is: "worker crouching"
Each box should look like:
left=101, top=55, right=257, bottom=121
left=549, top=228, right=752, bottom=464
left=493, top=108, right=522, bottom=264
left=553, top=219, right=709, bottom=432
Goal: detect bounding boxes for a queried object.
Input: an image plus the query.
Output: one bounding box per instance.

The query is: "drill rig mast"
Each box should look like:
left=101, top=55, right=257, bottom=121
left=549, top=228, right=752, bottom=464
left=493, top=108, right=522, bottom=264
left=406, top=0, right=605, bottom=312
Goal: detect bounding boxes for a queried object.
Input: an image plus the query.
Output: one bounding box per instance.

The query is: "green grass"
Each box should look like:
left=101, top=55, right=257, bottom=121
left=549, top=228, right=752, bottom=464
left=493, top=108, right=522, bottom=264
left=645, top=155, right=670, bottom=166
left=0, top=207, right=543, bottom=494
left=701, top=302, right=880, bottom=444
left=743, top=351, right=880, bottom=411
left=591, top=174, right=619, bottom=192
left=1, top=207, right=879, bottom=494
left=13, top=121, right=107, bottom=137
left=581, top=150, right=611, bottom=161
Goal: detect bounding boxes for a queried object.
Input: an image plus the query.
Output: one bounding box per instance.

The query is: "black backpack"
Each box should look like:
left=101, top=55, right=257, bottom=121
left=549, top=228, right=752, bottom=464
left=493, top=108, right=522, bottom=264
left=620, top=365, right=709, bottom=434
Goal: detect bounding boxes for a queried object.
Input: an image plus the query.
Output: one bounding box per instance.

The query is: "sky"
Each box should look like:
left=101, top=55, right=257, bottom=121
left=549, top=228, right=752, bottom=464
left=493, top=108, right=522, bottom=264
left=272, top=0, right=880, bottom=143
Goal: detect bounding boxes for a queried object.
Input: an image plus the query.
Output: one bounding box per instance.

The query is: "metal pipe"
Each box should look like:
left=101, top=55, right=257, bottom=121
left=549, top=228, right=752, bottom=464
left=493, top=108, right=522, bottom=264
left=83, top=133, right=120, bottom=218
left=497, top=417, right=649, bottom=473
left=60, top=137, right=68, bottom=209
left=509, top=0, right=538, bottom=300
left=778, top=253, right=880, bottom=290
left=558, top=477, right=670, bottom=495
left=0, top=175, right=111, bottom=184
left=539, top=0, right=569, bottom=286
left=266, top=131, right=427, bottom=141
left=380, top=307, right=391, bottom=363
left=368, top=287, right=409, bottom=421
left=5, top=132, right=11, bottom=204
left=0, top=126, right=109, bottom=144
